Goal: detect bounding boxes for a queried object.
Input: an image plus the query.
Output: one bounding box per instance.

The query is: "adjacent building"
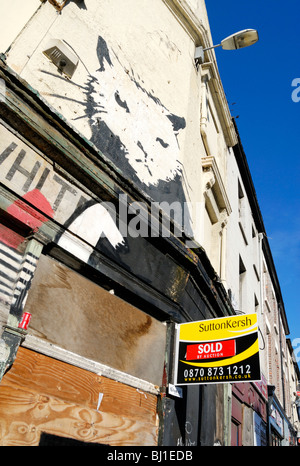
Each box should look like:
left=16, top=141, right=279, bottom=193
left=227, top=124, right=299, bottom=446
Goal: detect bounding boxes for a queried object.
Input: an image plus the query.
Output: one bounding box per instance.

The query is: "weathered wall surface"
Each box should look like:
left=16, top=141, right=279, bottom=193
left=0, top=0, right=41, bottom=53
left=4, top=0, right=233, bottom=255
left=6, top=1, right=192, bottom=202
left=226, top=148, right=262, bottom=315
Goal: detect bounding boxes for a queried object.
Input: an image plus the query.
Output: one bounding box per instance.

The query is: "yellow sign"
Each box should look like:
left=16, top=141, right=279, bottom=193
left=174, top=314, right=261, bottom=386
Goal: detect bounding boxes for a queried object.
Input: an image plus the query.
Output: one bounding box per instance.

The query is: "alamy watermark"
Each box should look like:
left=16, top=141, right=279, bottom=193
left=291, top=78, right=300, bottom=102
left=102, top=194, right=200, bottom=249
left=0, top=78, right=5, bottom=102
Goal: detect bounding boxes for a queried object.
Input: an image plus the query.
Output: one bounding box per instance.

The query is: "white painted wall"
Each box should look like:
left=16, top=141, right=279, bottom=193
left=226, top=149, right=261, bottom=314
left=0, top=0, right=42, bottom=53
left=225, top=147, right=281, bottom=386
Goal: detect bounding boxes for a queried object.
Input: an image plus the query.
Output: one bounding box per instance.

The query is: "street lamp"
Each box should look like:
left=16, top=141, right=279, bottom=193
left=195, top=29, right=259, bottom=63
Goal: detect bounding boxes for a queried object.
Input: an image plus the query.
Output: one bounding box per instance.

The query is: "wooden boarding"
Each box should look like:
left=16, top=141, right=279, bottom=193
left=24, top=254, right=167, bottom=387
left=0, top=347, right=158, bottom=446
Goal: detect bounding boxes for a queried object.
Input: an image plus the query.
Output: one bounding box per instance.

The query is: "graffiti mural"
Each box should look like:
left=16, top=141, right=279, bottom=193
left=0, top=126, right=127, bottom=313
left=0, top=225, right=41, bottom=319
left=47, top=35, right=186, bottom=207
left=56, top=201, right=126, bottom=264
left=0, top=126, right=126, bottom=257
left=0, top=28, right=193, bottom=297
left=0, top=236, right=23, bottom=311
left=0, top=124, right=189, bottom=303
left=38, top=34, right=193, bottom=236
left=86, top=36, right=186, bottom=191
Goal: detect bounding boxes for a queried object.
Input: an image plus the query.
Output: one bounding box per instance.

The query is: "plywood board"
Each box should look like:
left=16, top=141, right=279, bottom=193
left=24, top=254, right=167, bottom=386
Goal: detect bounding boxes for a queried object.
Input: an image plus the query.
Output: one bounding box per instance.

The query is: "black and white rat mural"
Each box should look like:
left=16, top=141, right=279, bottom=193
left=54, top=35, right=194, bottom=271
left=84, top=36, right=187, bottom=206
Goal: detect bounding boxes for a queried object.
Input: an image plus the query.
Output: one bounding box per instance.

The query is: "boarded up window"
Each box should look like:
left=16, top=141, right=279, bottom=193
left=0, top=347, right=158, bottom=446
left=24, top=255, right=167, bottom=386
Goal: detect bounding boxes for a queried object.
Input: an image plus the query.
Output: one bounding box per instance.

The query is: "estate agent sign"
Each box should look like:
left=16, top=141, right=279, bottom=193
left=174, top=313, right=261, bottom=385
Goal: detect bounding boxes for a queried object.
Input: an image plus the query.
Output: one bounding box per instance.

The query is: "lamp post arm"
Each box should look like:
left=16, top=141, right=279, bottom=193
left=203, top=44, right=222, bottom=52
left=194, top=44, right=221, bottom=64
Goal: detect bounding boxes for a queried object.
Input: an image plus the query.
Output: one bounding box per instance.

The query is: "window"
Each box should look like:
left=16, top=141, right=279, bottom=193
left=239, top=255, right=246, bottom=313
left=238, top=180, right=247, bottom=244
left=254, top=293, right=259, bottom=313
left=231, top=419, right=242, bottom=446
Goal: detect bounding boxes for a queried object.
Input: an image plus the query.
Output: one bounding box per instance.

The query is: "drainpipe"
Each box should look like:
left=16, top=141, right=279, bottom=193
left=258, top=233, right=264, bottom=317
left=200, top=68, right=212, bottom=156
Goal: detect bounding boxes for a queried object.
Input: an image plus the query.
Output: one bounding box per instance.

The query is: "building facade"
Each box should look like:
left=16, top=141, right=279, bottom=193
left=0, top=0, right=298, bottom=446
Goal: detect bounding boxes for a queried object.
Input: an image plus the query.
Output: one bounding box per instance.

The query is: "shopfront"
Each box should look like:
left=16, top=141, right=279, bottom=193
left=269, top=395, right=284, bottom=446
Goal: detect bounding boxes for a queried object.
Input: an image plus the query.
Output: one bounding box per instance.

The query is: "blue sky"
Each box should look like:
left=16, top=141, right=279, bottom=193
left=205, top=1, right=300, bottom=351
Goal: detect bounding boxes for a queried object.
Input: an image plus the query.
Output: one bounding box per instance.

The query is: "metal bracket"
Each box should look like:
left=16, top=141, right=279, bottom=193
left=2, top=325, right=28, bottom=340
